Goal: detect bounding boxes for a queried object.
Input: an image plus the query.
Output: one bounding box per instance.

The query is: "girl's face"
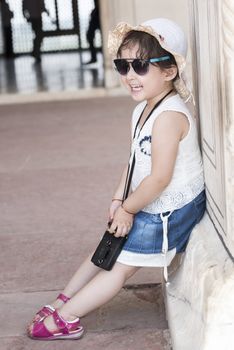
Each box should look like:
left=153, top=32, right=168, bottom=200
left=118, top=45, right=173, bottom=106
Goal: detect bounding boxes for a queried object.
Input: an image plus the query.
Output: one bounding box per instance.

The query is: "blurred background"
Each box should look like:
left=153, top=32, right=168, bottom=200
left=0, top=0, right=104, bottom=94
left=0, top=0, right=190, bottom=97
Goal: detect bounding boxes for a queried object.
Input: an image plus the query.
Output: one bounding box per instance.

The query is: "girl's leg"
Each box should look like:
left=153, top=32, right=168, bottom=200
left=43, top=263, right=139, bottom=331
left=62, top=253, right=101, bottom=298
left=45, top=253, right=101, bottom=310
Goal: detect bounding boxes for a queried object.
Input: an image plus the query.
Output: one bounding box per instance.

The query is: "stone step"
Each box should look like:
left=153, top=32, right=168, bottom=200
left=0, top=284, right=171, bottom=350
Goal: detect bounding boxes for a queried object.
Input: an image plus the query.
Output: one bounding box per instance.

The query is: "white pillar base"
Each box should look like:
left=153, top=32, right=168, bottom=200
left=165, top=213, right=234, bottom=350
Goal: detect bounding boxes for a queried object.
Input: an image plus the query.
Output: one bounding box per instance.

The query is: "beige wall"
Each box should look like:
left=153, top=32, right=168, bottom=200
left=134, top=0, right=189, bottom=33
left=166, top=1, right=234, bottom=349
left=190, top=0, right=234, bottom=254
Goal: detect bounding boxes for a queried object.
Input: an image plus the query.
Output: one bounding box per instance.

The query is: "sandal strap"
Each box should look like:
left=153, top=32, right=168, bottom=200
left=33, top=294, right=70, bottom=323
left=52, top=310, right=80, bottom=335
left=57, top=293, right=71, bottom=303
left=36, top=294, right=69, bottom=319
left=37, top=305, right=55, bottom=319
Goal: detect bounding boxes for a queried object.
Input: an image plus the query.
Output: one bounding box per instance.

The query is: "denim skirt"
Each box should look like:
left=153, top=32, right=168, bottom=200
left=120, top=190, right=206, bottom=257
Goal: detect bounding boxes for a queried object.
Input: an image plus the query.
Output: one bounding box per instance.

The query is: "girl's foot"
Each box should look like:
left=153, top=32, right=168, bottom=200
left=32, top=293, right=71, bottom=323
left=28, top=310, right=84, bottom=340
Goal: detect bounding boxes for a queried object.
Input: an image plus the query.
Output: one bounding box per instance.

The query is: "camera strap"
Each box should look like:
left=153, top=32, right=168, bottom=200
left=123, top=89, right=173, bottom=200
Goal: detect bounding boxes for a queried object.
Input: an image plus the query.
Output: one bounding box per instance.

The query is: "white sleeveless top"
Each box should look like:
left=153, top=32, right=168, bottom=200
left=130, top=94, right=205, bottom=214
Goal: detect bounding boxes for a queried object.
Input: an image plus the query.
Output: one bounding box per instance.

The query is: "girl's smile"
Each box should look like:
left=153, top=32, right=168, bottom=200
left=129, top=83, right=143, bottom=93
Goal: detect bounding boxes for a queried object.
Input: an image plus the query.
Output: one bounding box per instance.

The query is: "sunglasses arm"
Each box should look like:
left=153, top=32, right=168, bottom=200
left=149, top=56, right=170, bottom=63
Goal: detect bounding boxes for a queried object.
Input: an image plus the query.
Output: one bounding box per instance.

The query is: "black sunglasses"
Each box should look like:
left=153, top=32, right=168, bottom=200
left=113, top=56, right=171, bottom=76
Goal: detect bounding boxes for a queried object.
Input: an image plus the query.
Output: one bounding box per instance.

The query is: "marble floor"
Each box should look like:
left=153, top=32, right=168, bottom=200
left=0, top=51, right=104, bottom=95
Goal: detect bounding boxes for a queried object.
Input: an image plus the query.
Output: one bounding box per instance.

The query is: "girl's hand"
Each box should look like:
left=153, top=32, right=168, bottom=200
left=109, top=205, right=134, bottom=237
left=109, top=199, right=122, bottom=221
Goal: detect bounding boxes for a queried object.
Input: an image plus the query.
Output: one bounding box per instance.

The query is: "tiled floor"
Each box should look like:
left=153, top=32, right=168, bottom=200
left=0, top=51, right=104, bottom=94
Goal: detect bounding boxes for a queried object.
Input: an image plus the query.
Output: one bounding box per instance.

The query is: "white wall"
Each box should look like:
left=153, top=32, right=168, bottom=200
left=134, top=0, right=189, bottom=33
left=166, top=0, right=234, bottom=349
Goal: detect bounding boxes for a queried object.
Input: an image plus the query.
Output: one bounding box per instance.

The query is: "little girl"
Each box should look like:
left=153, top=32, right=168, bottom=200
left=28, top=17, right=206, bottom=340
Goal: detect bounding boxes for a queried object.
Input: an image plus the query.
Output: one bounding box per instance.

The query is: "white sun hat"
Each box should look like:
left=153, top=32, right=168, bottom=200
left=108, top=18, right=191, bottom=101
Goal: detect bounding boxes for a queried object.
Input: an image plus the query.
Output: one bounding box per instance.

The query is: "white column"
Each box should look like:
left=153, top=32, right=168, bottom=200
left=100, top=0, right=136, bottom=89
left=165, top=1, right=234, bottom=349
left=221, top=0, right=234, bottom=250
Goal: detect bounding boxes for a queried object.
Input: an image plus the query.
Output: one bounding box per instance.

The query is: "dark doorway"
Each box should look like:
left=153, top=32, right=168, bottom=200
left=0, top=0, right=104, bottom=94
left=1, top=0, right=101, bottom=56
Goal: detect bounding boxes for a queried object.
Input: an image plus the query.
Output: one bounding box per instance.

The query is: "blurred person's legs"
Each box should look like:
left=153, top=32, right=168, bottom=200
left=31, top=18, right=43, bottom=62
left=3, top=26, right=14, bottom=58
left=86, top=25, right=97, bottom=63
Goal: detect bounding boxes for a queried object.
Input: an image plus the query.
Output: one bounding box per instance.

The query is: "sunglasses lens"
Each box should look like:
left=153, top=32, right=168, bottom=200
left=113, top=59, right=150, bottom=75
left=132, top=60, right=149, bottom=75
left=114, top=59, right=129, bottom=75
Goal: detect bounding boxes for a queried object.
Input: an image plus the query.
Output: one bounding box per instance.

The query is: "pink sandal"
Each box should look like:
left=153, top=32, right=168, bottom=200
left=32, top=293, right=71, bottom=323
left=29, top=310, right=84, bottom=340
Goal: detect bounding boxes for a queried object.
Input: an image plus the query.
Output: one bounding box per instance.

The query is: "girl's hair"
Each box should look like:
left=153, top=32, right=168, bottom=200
left=117, top=30, right=178, bottom=78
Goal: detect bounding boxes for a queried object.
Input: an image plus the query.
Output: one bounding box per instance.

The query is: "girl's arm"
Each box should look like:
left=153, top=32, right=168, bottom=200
left=112, top=164, right=129, bottom=200
left=109, top=164, right=129, bottom=221
left=110, top=111, right=189, bottom=236
left=109, top=118, right=133, bottom=221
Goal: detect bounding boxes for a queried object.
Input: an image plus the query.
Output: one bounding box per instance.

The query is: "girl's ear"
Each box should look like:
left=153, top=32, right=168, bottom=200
left=163, top=66, right=178, bottom=81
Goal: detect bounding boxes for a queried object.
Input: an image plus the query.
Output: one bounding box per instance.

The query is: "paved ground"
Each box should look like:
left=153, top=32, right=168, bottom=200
left=0, top=96, right=171, bottom=349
